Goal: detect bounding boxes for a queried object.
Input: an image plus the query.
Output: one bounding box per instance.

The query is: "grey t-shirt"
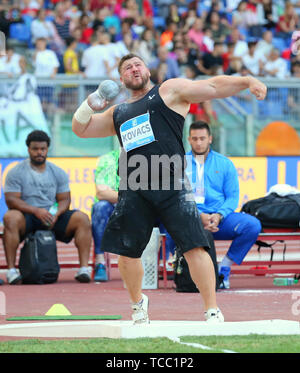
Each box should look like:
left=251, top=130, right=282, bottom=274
left=4, top=159, right=70, bottom=210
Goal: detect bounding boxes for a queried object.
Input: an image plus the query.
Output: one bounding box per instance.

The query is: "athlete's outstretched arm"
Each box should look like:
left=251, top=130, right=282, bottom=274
left=161, top=75, right=267, bottom=115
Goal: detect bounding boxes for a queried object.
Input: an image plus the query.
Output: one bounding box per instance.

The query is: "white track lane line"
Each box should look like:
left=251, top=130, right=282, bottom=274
left=168, top=336, right=237, bottom=353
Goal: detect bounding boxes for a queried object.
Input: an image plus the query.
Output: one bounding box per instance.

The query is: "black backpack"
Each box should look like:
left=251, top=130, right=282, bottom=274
left=19, top=230, right=60, bottom=284
left=241, top=192, right=300, bottom=228
left=174, top=231, right=220, bottom=292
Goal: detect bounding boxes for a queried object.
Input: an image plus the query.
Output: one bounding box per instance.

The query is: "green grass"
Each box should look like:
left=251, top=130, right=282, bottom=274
left=0, top=335, right=300, bottom=353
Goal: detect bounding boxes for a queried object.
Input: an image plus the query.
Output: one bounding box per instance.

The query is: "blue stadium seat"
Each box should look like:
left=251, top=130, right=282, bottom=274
left=22, top=14, right=33, bottom=28
left=153, top=16, right=166, bottom=30
left=272, top=37, right=286, bottom=52
left=9, top=23, right=31, bottom=43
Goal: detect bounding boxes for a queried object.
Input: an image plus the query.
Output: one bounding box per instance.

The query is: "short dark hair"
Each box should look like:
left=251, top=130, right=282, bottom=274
left=26, top=130, right=51, bottom=147
left=65, top=36, right=76, bottom=47
left=189, top=121, right=211, bottom=135
left=118, top=53, right=145, bottom=73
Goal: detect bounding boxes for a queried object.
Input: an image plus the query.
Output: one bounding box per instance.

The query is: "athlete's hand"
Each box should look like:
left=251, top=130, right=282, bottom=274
left=34, top=207, right=55, bottom=227
left=201, top=213, right=219, bottom=233
left=249, top=77, right=267, bottom=100
left=87, top=88, right=109, bottom=112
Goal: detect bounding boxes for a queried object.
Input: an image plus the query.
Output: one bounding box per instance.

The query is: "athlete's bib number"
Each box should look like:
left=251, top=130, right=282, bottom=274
left=120, top=112, right=155, bottom=152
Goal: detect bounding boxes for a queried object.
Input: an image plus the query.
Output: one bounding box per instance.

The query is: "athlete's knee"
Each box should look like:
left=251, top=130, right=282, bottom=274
left=3, top=210, right=24, bottom=230
left=72, top=210, right=91, bottom=230
left=244, top=215, right=262, bottom=237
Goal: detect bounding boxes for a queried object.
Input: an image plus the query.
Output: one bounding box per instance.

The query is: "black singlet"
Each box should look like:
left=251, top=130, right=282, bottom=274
left=113, top=85, right=186, bottom=189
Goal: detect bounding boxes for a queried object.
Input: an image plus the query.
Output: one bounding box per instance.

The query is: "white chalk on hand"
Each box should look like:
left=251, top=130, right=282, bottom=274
left=98, top=80, right=120, bottom=101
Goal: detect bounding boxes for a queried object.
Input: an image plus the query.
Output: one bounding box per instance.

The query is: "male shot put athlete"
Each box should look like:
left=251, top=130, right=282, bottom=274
left=72, top=53, right=267, bottom=324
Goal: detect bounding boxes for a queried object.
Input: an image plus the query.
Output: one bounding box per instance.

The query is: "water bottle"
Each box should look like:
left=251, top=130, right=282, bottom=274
left=273, top=277, right=298, bottom=286
left=48, top=202, right=58, bottom=216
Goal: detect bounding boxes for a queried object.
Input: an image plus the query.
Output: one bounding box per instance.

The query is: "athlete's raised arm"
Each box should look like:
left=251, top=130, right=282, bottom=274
left=72, top=88, right=117, bottom=139
left=160, top=75, right=267, bottom=117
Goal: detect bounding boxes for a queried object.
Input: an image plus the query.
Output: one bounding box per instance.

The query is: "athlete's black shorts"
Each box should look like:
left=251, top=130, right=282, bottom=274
left=23, top=210, right=76, bottom=243
left=101, top=183, right=210, bottom=258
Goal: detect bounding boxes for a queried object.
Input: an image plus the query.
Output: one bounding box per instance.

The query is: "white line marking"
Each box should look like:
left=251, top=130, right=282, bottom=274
left=168, top=336, right=237, bottom=353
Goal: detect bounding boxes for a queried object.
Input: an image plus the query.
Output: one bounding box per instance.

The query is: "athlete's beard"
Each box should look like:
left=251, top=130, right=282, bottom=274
left=30, top=156, right=46, bottom=166
left=125, top=74, right=150, bottom=91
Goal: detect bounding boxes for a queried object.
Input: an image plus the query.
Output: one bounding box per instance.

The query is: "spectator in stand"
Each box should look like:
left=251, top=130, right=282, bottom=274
left=33, top=37, right=60, bottom=78
left=160, top=19, right=178, bottom=50
left=71, top=26, right=88, bottom=64
left=173, top=44, right=190, bottom=75
left=81, top=32, right=110, bottom=78
left=148, top=45, right=180, bottom=79
left=53, top=2, right=71, bottom=42
left=187, top=18, right=204, bottom=51
left=119, top=0, right=140, bottom=21
left=63, top=36, right=80, bottom=75
left=101, top=32, right=122, bottom=79
left=242, top=41, right=265, bottom=76
left=0, top=7, right=10, bottom=37
left=62, top=36, right=81, bottom=111
left=222, top=41, right=240, bottom=73
left=32, top=37, right=60, bottom=112
left=114, top=17, right=139, bottom=42
left=229, top=27, right=248, bottom=59
left=233, top=0, right=259, bottom=35
left=117, top=31, right=139, bottom=54
left=262, top=47, right=290, bottom=78
left=202, top=27, right=214, bottom=53
left=255, top=30, right=274, bottom=60
left=78, top=12, right=94, bottom=45
left=256, top=0, right=279, bottom=30
left=275, top=2, right=299, bottom=42
left=136, top=28, right=157, bottom=65
left=198, top=41, right=224, bottom=76
left=166, top=3, right=180, bottom=26
left=31, top=7, right=65, bottom=55
left=0, top=44, right=21, bottom=77
left=181, top=8, right=197, bottom=33
left=150, top=61, right=168, bottom=84
left=205, top=10, right=231, bottom=43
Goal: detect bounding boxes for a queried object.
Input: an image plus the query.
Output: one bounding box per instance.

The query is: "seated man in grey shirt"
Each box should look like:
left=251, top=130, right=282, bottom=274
left=3, top=130, right=92, bottom=284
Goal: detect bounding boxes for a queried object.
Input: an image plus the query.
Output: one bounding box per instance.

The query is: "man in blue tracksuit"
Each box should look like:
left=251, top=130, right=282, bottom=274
left=169, top=121, right=262, bottom=288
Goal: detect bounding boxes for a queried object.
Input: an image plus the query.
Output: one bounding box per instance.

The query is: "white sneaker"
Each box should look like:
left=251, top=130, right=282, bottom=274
left=132, top=294, right=150, bottom=325
left=75, top=266, right=92, bottom=283
left=205, top=308, right=224, bottom=323
left=7, top=268, right=22, bottom=285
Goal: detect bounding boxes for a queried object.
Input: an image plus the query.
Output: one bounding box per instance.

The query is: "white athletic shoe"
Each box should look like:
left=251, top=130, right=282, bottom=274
left=7, top=268, right=22, bottom=285
left=75, top=266, right=92, bottom=283
left=205, top=308, right=224, bottom=323
left=132, top=294, right=150, bottom=325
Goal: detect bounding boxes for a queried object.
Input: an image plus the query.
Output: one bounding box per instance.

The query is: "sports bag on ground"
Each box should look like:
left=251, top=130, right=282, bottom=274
left=241, top=192, right=300, bottom=228
left=174, top=231, right=220, bottom=292
left=19, top=230, right=60, bottom=284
